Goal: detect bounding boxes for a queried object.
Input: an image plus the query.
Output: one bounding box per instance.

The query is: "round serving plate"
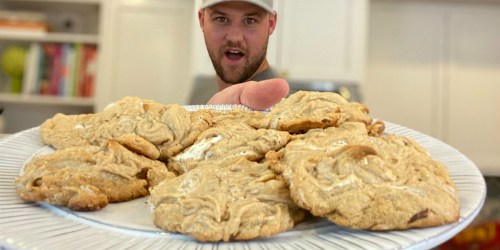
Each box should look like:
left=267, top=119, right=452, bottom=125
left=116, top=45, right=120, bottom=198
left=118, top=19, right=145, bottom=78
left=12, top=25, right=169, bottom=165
left=0, top=106, right=486, bottom=250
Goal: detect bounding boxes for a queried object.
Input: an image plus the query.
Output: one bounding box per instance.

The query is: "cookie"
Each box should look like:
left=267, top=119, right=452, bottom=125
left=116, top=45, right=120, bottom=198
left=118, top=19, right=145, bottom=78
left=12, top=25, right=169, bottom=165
left=155, top=106, right=213, bottom=160
left=266, top=122, right=459, bottom=230
left=168, top=123, right=290, bottom=174
left=15, top=141, right=175, bottom=211
left=39, top=113, right=96, bottom=149
left=210, top=108, right=265, bottom=128
left=259, top=91, right=375, bottom=133
left=40, top=96, right=213, bottom=160
left=150, top=157, right=305, bottom=242
left=113, top=133, right=160, bottom=160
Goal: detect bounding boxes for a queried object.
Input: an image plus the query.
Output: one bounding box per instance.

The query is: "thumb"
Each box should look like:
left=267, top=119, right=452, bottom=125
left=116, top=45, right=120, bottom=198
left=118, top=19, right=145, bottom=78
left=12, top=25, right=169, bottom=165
left=207, top=78, right=289, bottom=110
left=239, top=78, right=289, bottom=110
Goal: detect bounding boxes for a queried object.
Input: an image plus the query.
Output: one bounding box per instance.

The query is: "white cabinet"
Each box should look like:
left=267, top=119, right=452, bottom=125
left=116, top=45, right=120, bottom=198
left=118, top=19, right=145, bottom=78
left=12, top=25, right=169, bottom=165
left=447, top=10, right=500, bottom=173
left=96, top=0, right=194, bottom=111
left=190, top=0, right=214, bottom=77
left=364, top=0, right=500, bottom=175
left=363, top=1, right=444, bottom=137
left=190, top=0, right=369, bottom=84
left=275, top=0, right=368, bottom=82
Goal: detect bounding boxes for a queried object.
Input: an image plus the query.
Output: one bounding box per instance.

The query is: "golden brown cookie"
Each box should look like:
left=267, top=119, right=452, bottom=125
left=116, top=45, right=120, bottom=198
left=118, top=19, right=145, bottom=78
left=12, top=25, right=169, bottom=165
left=266, top=122, right=459, bottom=230
left=113, top=133, right=160, bottom=160
left=150, top=157, right=305, bottom=242
left=210, top=108, right=266, bottom=128
left=155, top=107, right=213, bottom=160
left=259, top=91, right=375, bottom=133
left=39, top=113, right=96, bottom=149
left=40, top=96, right=213, bottom=160
left=15, top=141, right=175, bottom=211
left=168, top=123, right=290, bottom=175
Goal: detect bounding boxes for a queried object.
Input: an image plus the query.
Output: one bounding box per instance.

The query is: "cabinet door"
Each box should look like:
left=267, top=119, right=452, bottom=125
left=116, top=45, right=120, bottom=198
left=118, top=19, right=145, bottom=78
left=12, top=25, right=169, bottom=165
left=276, top=0, right=367, bottom=82
left=365, top=0, right=500, bottom=175
left=364, top=2, right=445, bottom=137
left=448, top=8, right=500, bottom=174
left=96, top=0, right=193, bottom=110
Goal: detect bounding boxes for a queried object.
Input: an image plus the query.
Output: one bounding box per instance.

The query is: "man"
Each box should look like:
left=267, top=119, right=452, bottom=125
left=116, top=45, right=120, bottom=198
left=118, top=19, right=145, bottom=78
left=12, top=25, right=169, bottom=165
left=198, top=0, right=289, bottom=110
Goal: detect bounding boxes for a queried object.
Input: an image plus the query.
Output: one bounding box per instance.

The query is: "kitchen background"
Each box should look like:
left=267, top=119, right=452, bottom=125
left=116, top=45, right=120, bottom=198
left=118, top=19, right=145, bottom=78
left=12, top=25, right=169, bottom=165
left=0, top=0, right=499, bottom=247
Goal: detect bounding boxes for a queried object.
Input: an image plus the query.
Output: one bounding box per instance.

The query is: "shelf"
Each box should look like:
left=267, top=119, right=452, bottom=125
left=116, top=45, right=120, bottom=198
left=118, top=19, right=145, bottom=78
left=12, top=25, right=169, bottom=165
left=2, top=0, right=102, bottom=4
left=0, top=93, right=94, bottom=106
left=0, top=31, right=99, bottom=44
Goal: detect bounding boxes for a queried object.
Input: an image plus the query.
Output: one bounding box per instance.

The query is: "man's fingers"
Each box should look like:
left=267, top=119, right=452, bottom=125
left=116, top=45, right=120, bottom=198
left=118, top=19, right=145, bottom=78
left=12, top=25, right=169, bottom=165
left=206, top=83, right=245, bottom=106
left=207, top=78, right=289, bottom=110
left=239, top=78, right=289, bottom=110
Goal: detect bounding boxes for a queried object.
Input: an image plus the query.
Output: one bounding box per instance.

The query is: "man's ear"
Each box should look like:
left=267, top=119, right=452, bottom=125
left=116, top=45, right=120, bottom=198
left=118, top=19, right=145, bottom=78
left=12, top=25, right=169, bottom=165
left=198, top=10, right=205, bottom=29
left=268, top=13, right=277, bottom=35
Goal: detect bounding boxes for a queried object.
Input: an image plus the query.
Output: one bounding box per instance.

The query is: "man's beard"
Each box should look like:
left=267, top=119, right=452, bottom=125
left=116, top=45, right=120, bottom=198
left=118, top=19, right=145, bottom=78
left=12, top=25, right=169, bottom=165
left=208, top=41, right=268, bottom=85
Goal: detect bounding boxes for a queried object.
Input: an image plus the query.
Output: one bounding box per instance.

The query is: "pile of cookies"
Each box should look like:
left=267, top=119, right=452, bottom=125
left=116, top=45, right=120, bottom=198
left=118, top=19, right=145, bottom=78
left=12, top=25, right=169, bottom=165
left=14, top=91, right=460, bottom=242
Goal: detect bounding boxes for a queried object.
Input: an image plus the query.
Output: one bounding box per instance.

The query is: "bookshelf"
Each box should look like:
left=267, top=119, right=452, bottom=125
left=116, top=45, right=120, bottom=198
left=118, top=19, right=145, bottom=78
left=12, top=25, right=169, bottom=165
left=0, top=32, right=99, bottom=44
left=0, top=92, right=94, bottom=106
left=0, top=0, right=101, bottom=133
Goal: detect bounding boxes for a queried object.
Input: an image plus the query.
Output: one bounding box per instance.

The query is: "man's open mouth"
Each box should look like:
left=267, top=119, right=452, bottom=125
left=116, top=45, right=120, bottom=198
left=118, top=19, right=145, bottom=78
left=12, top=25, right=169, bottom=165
left=225, top=50, right=245, bottom=61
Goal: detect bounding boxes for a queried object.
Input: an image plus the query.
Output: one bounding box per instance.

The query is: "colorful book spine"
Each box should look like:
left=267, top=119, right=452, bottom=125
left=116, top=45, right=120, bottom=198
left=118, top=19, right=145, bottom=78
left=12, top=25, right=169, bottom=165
left=21, top=42, right=97, bottom=97
left=39, top=44, right=53, bottom=95
left=83, top=45, right=97, bottom=98
left=48, top=44, right=62, bottom=96
left=22, top=42, right=41, bottom=95
left=71, top=43, right=82, bottom=97
left=60, top=43, right=74, bottom=96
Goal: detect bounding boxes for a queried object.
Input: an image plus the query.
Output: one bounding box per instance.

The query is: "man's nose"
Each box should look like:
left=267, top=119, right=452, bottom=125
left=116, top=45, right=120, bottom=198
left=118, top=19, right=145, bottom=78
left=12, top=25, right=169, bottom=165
left=225, top=24, right=244, bottom=42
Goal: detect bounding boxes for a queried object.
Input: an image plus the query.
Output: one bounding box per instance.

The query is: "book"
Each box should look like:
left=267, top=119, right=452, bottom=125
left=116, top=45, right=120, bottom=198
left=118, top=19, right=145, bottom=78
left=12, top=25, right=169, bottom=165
left=70, top=43, right=82, bottom=97
left=22, top=42, right=41, bottom=95
left=39, top=44, right=54, bottom=95
left=83, top=45, right=97, bottom=97
left=76, top=45, right=88, bottom=97
left=60, top=43, right=73, bottom=96
left=0, top=11, right=48, bottom=37
left=48, top=44, right=62, bottom=96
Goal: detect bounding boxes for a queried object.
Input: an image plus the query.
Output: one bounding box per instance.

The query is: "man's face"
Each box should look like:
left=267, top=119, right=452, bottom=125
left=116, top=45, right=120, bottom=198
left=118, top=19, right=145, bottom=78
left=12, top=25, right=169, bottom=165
left=199, top=2, right=277, bottom=84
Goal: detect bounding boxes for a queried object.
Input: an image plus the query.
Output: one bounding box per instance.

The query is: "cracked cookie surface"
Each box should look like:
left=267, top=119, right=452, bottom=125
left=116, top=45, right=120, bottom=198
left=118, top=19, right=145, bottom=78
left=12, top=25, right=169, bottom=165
left=40, top=96, right=212, bottom=160
left=150, top=158, right=305, bottom=242
left=266, top=122, right=460, bottom=230
left=15, top=141, right=174, bottom=211
left=168, top=123, right=290, bottom=175
left=259, top=91, right=374, bottom=133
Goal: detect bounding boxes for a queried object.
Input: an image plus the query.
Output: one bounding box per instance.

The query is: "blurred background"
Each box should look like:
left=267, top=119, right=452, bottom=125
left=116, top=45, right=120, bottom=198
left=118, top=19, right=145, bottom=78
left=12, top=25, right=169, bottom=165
left=0, top=0, right=499, bottom=248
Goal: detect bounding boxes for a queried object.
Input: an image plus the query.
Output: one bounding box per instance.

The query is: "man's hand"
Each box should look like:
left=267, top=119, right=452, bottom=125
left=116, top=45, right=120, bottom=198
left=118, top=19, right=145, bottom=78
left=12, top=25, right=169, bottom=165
left=207, top=78, right=289, bottom=110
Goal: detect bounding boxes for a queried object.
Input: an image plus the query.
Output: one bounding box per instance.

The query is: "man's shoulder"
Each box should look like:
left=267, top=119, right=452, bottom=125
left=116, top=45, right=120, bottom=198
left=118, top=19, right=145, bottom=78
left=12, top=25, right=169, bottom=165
left=252, top=67, right=280, bottom=81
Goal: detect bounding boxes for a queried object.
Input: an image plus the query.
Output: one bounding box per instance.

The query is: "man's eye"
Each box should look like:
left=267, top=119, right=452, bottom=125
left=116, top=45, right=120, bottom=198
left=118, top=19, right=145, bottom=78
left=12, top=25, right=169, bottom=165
left=215, top=17, right=228, bottom=24
left=244, top=18, right=257, bottom=25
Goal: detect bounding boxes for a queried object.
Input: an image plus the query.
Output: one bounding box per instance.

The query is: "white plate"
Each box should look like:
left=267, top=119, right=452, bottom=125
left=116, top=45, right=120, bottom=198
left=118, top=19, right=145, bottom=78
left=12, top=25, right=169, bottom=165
left=0, top=121, right=486, bottom=250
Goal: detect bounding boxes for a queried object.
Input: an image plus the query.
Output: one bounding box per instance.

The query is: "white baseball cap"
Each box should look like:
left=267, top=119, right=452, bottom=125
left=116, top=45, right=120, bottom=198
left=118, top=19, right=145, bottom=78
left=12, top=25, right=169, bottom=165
left=200, top=0, right=274, bottom=13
